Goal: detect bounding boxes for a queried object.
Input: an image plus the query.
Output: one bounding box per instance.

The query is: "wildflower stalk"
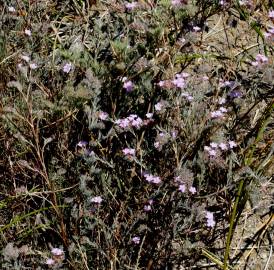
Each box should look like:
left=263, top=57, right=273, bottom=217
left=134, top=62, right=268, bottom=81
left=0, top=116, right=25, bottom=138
left=223, top=178, right=244, bottom=269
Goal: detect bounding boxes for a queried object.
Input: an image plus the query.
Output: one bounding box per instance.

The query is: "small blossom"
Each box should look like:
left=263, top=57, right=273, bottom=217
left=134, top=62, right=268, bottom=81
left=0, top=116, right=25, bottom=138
left=125, top=2, right=138, bottom=11
left=268, top=10, right=274, bottom=19
left=8, top=6, right=16, bottom=12
left=189, top=186, right=196, bottom=194
left=20, top=55, right=30, bottom=62
left=29, top=63, right=38, bottom=69
left=132, top=236, right=140, bottom=244
left=154, top=141, right=160, bottom=149
left=211, top=110, right=224, bottom=118
left=98, top=111, right=108, bottom=120
left=208, top=149, right=217, bottom=157
left=123, top=80, right=134, bottom=92
left=193, top=26, right=201, bottom=32
left=144, top=173, right=161, bottom=184
left=228, top=140, right=237, bottom=149
left=24, top=29, right=32, bottom=36
left=219, top=97, right=226, bottom=104
left=63, top=62, right=73, bottom=73
left=77, top=141, right=88, bottom=148
left=144, top=205, right=152, bottom=211
left=51, top=248, right=64, bottom=256
left=219, top=142, right=228, bottom=151
left=90, top=196, right=103, bottom=204
left=122, top=148, right=135, bottom=156
left=206, top=211, right=216, bottom=228
left=178, top=184, right=186, bottom=193
left=46, top=258, right=55, bottom=265
left=146, top=113, right=153, bottom=119
left=155, top=102, right=163, bottom=111
left=171, top=0, right=187, bottom=7
left=202, top=75, right=209, bottom=81
left=210, top=142, right=218, bottom=148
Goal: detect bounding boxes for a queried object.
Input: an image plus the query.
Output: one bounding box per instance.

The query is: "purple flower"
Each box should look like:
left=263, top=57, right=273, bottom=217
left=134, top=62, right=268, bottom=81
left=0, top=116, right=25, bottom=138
left=24, top=29, right=32, bottom=36
left=125, top=2, right=138, bottom=11
left=189, top=186, right=196, bottom=194
left=51, top=248, right=64, bottom=256
left=155, top=102, right=163, bottom=111
left=122, top=148, right=135, bottom=156
left=144, top=205, right=152, bottom=211
left=46, top=258, right=55, bottom=265
left=228, top=140, right=237, bottom=149
left=63, top=62, right=73, bottom=73
left=268, top=10, right=274, bottom=19
left=98, top=111, right=108, bottom=120
left=144, top=173, right=161, bottom=184
left=206, top=211, right=215, bottom=228
left=90, top=196, right=103, bottom=204
left=228, top=90, right=242, bottom=99
left=219, top=142, right=228, bottom=151
left=132, top=236, right=140, bottom=244
left=178, top=184, right=186, bottom=193
left=77, top=141, right=88, bottom=148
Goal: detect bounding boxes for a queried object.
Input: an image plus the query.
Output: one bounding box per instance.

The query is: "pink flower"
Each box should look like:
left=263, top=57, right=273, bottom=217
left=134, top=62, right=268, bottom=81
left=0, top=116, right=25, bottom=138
left=178, top=184, right=186, bottom=193
left=123, top=80, right=134, bottom=92
left=206, top=211, right=215, bottom=228
left=193, top=26, right=201, bottom=32
left=219, top=142, right=228, bottom=151
left=155, top=102, right=163, bottom=111
left=63, top=63, right=73, bottom=73
left=171, top=0, right=187, bottom=7
left=210, top=142, right=218, bottom=148
left=20, top=55, right=30, bottom=62
left=29, top=63, right=38, bottom=69
left=189, top=186, right=196, bottom=194
left=46, top=258, right=55, bottom=265
left=77, top=141, right=88, bottom=148
left=251, top=54, right=268, bottom=67
left=144, top=173, right=161, bottom=184
left=125, top=2, right=138, bottom=11
left=219, top=97, right=226, bottom=104
left=90, top=196, right=103, bottom=204
left=208, top=149, right=217, bottom=157
left=144, top=205, right=152, bottom=211
left=268, top=10, right=274, bottom=19
left=146, top=113, right=153, bottom=119
left=24, top=29, right=32, bottom=36
left=228, top=140, right=237, bottom=149
left=122, top=148, right=135, bottom=156
left=51, top=248, right=64, bottom=256
left=8, top=6, right=16, bottom=12
left=211, top=110, right=225, bottom=119
left=132, top=236, right=140, bottom=244
left=98, top=111, right=108, bottom=120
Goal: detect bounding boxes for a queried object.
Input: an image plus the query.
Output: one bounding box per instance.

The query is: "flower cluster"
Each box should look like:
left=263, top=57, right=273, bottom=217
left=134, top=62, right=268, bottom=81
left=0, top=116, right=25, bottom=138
left=46, top=248, right=64, bottom=266
left=63, top=62, right=73, bottom=73
left=144, top=173, right=161, bottom=184
left=251, top=54, right=268, bottom=67
left=171, top=0, right=188, bottom=8
left=174, top=176, right=196, bottom=194
left=206, top=211, right=215, bottom=228
left=115, top=114, right=143, bottom=129
left=158, top=72, right=190, bottom=90
left=18, top=54, right=38, bottom=70
left=264, top=27, right=274, bottom=42
left=90, top=196, right=103, bottom=204
left=122, top=148, right=136, bottom=157
left=204, top=141, right=237, bottom=157
left=122, top=77, right=134, bottom=92
left=210, top=106, right=228, bottom=119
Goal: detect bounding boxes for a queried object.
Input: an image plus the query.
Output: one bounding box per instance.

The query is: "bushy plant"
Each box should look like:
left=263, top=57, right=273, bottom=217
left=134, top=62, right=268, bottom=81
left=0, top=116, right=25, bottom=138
left=0, top=0, right=273, bottom=269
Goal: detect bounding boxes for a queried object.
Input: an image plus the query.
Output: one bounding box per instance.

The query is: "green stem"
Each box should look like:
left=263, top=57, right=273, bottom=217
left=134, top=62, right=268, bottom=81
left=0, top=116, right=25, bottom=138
left=223, top=179, right=244, bottom=270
